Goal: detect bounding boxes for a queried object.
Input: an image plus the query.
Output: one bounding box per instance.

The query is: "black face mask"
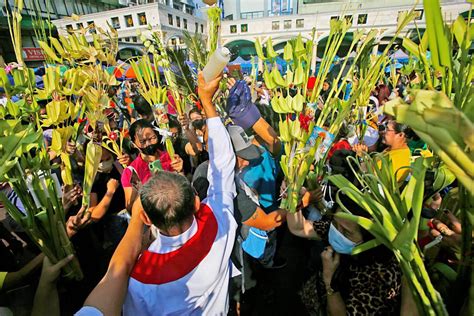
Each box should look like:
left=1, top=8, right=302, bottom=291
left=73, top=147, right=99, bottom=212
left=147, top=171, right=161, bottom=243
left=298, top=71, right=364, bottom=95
left=141, top=142, right=160, bottom=155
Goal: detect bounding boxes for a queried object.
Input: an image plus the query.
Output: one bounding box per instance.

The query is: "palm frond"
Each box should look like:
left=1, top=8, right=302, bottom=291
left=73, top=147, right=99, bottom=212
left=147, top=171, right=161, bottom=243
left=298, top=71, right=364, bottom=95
left=183, top=30, right=207, bottom=71
left=167, top=47, right=197, bottom=101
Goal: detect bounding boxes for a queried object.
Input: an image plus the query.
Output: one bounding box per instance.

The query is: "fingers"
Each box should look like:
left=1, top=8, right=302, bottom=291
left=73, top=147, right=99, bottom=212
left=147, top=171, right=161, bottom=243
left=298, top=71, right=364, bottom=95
left=432, top=219, right=454, bottom=236
left=197, top=71, right=205, bottom=87
left=321, top=246, right=336, bottom=263
left=54, top=254, right=74, bottom=270
left=227, top=77, right=236, bottom=89
left=444, top=211, right=462, bottom=234
left=208, top=73, right=223, bottom=89
left=429, top=228, right=441, bottom=238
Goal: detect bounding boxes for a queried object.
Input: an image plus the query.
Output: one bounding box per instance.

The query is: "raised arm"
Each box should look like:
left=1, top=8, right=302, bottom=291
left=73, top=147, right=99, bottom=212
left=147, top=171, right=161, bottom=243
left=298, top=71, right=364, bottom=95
left=80, top=200, right=144, bottom=315
left=252, top=117, right=281, bottom=156
left=226, top=80, right=281, bottom=156
left=197, top=72, right=236, bottom=198
left=286, top=210, right=320, bottom=239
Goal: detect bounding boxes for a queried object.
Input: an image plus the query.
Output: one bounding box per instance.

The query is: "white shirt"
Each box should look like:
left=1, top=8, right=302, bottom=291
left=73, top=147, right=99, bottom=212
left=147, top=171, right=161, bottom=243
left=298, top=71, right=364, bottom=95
left=123, top=117, right=237, bottom=316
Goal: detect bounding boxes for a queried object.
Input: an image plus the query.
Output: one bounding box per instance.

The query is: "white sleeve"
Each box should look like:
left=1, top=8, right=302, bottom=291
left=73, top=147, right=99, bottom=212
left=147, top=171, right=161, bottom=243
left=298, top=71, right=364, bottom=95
left=122, top=280, right=150, bottom=316
left=74, top=306, right=104, bottom=316
left=206, top=117, right=236, bottom=199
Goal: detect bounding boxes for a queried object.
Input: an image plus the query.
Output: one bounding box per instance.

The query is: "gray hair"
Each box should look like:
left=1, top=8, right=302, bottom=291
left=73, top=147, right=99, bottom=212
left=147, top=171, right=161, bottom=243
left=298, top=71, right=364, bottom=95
left=140, top=171, right=195, bottom=231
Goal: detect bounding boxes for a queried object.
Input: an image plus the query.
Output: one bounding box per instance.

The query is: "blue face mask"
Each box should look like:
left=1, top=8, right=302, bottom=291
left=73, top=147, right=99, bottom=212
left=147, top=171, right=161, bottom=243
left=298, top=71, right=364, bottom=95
left=328, top=223, right=358, bottom=255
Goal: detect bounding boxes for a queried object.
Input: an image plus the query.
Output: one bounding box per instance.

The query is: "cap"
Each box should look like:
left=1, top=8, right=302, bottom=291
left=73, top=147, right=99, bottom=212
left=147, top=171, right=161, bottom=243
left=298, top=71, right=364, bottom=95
left=227, top=125, right=263, bottom=161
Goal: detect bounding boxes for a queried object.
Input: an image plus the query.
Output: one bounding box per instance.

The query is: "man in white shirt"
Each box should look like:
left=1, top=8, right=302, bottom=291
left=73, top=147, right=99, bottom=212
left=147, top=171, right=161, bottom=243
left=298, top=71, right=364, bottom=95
left=122, top=72, right=238, bottom=315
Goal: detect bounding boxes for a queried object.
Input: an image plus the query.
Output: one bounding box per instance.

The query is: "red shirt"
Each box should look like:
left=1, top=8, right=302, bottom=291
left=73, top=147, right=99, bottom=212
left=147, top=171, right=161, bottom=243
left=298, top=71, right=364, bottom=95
left=121, top=151, right=173, bottom=188
left=327, top=139, right=351, bottom=161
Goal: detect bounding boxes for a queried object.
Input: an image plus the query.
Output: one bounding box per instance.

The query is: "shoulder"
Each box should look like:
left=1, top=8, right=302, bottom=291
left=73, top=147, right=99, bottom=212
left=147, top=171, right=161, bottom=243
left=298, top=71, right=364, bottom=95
left=74, top=306, right=104, bottom=316
left=389, top=148, right=411, bottom=158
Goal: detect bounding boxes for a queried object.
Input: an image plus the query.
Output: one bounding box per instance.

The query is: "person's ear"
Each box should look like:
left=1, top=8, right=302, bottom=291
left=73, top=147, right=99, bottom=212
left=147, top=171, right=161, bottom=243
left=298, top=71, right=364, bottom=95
left=194, top=195, right=201, bottom=213
left=140, top=210, right=152, bottom=226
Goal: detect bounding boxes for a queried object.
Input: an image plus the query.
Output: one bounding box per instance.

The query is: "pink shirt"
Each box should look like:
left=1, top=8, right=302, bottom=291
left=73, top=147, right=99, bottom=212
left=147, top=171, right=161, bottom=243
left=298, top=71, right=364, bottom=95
left=121, top=151, right=173, bottom=188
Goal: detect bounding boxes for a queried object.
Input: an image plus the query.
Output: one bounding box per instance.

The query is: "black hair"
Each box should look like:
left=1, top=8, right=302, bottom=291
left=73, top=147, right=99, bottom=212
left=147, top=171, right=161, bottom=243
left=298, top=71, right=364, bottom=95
left=336, top=193, right=394, bottom=265
left=168, top=115, right=182, bottom=134
left=188, top=107, right=202, bottom=118
left=133, top=95, right=153, bottom=117
left=329, top=149, right=357, bottom=184
left=140, top=171, right=195, bottom=231
left=391, top=121, right=410, bottom=135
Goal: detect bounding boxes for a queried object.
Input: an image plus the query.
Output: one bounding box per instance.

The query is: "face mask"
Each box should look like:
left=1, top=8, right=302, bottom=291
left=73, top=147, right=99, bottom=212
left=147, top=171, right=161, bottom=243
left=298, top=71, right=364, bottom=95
left=197, top=135, right=204, bottom=143
left=328, top=222, right=358, bottom=255
left=141, top=142, right=160, bottom=156
left=98, top=158, right=114, bottom=173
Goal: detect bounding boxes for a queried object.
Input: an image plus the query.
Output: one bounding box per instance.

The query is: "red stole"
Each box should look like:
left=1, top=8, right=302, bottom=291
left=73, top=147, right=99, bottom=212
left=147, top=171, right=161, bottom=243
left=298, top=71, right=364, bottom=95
left=130, top=204, right=218, bottom=284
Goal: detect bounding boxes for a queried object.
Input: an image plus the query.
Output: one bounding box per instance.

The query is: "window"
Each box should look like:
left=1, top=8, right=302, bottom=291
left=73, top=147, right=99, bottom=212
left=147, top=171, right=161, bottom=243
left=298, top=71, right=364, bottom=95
left=76, top=22, right=84, bottom=29
left=87, top=21, right=96, bottom=33
left=201, top=24, right=204, bottom=33
left=357, top=14, right=368, bottom=25
left=284, top=20, right=291, bottom=29
left=272, top=21, right=280, bottom=30
left=171, top=38, right=177, bottom=46
left=183, top=18, right=187, bottom=29
left=66, top=24, right=73, bottom=33
left=241, top=24, right=248, bottom=32
left=296, top=19, right=304, bottom=28
left=195, top=22, right=198, bottom=32
left=176, top=16, right=181, bottom=27
left=125, top=15, right=134, bottom=27
left=179, top=38, right=184, bottom=44
left=414, top=9, right=424, bottom=20
left=138, top=13, right=147, bottom=25
left=330, top=16, right=339, bottom=21
left=111, top=17, right=120, bottom=29
left=241, top=11, right=264, bottom=19
left=168, top=14, right=173, bottom=25
left=344, top=15, right=353, bottom=23
left=230, top=25, right=237, bottom=34
left=132, top=36, right=138, bottom=43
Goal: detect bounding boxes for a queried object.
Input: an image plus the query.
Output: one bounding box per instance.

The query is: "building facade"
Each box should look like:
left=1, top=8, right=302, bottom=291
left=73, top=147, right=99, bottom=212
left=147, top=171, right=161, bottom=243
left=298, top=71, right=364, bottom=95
left=222, top=0, right=298, bottom=20
left=0, top=0, right=125, bottom=65
left=221, top=0, right=470, bottom=62
left=51, top=0, right=207, bottom=58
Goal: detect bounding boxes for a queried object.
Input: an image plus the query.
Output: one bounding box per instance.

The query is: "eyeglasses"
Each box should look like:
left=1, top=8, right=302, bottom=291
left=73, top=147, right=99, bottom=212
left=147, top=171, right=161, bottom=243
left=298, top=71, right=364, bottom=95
left=138, top=134, right=157, bottom=146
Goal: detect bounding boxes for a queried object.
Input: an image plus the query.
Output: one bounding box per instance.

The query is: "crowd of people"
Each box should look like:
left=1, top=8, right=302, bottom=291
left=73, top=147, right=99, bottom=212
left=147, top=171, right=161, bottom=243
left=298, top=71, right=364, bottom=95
left=0, top=64, right=469, bottom=316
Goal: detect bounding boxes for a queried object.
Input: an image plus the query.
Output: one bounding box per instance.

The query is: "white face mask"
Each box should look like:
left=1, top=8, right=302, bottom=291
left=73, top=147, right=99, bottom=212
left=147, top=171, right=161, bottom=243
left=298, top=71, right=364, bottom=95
left=197, top=135, right=204, bottom=143
left=98, top=158, right=114, bottom=173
